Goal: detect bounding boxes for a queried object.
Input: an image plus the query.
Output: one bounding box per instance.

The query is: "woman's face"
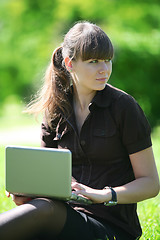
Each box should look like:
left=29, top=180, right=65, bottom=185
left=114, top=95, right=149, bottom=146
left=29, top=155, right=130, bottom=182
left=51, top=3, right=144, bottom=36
left=70, top=57, right=112, bottom=93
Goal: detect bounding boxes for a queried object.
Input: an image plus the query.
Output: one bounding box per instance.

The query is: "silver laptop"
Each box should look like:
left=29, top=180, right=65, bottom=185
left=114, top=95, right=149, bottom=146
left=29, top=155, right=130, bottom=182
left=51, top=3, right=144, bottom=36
left=5, top=146, right=92, bottom=205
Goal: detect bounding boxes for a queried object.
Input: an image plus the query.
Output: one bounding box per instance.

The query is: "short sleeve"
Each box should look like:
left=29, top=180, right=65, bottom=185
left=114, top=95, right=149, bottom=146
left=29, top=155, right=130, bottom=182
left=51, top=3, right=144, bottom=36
left=41, top=119, right=57, bottom=148
left=115, top=94, right=152, bottom=154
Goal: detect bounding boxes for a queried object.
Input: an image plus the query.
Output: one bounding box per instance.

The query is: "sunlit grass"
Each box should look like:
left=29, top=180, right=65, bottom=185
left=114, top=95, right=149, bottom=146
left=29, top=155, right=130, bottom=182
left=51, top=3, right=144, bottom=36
left=0, top=145, right=16, bottom=212
left=137, top=126, right=160, bottom=240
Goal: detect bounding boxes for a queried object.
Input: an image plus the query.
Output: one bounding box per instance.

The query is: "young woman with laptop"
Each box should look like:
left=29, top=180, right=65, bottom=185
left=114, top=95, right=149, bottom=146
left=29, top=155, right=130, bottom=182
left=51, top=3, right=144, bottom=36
left=1, top=21, right=160, bottom=240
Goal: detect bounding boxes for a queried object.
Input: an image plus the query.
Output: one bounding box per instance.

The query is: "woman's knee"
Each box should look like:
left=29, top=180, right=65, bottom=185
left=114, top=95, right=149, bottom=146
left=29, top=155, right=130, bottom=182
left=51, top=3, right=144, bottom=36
left=0, top=198, right=66, bottom=240
left=29, top=198, right=67, bottom=235
left=28, top=198, right=55, bottom=218
left=28, top=198, right=67, bottom=220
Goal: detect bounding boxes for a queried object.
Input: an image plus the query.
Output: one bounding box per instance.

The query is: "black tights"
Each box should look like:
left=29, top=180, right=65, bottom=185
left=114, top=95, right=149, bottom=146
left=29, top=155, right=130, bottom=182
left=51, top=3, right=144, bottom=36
left=0, top=198, right=67, bottom=240
left=0, top=198, right=137, bottom=240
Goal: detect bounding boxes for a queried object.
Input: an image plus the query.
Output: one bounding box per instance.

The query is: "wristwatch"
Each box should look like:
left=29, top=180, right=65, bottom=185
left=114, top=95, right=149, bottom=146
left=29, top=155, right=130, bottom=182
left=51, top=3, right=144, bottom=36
left=104, top=186, right=117, bottom=206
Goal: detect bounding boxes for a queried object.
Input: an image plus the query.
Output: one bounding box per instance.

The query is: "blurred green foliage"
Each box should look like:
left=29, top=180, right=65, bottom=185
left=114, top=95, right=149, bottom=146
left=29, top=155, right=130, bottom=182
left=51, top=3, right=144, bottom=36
left=0, top=0, right=160, bottom=126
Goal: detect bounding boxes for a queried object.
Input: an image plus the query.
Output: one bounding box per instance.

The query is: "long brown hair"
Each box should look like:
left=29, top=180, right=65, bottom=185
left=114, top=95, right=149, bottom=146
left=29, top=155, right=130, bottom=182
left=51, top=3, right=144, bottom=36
left=25, top=21, right=114, bottom=129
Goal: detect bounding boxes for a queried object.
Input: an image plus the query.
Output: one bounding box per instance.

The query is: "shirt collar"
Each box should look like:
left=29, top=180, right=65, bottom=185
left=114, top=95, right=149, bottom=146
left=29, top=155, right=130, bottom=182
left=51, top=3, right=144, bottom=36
left=89, top=84, right=113, bottom=111
left=67, top=84, right=113, bottom=112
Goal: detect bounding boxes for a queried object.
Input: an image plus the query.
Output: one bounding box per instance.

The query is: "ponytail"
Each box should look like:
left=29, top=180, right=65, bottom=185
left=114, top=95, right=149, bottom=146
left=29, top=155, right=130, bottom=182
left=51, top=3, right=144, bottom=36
left=25, top=46, right=72, bottom=129
left=52, top=46, right=71, bottom=94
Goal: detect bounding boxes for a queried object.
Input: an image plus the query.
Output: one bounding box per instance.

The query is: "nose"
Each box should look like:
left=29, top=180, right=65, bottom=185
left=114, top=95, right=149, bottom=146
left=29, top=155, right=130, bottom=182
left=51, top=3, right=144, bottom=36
left=98, top=61, right=110, bottom=74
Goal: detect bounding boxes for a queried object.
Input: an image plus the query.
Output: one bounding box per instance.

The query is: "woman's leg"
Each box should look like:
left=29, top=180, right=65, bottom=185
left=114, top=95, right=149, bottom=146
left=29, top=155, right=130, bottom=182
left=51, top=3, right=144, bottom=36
left=0, top=198, right=135, bottom=240
left=0, top=198, right=67, bottom=240
left=57, top=204, right=113, bottom=240
left=57, top=204, right=136, bottom=240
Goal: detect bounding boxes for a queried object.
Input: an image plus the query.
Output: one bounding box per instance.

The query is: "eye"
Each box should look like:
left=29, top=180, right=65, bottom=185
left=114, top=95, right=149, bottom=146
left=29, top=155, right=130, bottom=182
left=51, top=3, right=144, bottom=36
left=104, top=59, right=112, bottom=63
left=89, top=59, right=99, bottom=64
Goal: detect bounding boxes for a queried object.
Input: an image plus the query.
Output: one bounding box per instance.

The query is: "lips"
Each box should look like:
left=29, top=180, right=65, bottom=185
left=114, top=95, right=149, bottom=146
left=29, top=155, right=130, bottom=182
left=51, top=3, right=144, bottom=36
left=96, top=78, right=107, bottom=81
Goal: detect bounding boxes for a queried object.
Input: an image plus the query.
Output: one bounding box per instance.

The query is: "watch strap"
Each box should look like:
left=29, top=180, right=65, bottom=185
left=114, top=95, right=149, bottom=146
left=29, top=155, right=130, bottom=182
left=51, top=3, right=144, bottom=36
left=104, top=186, right=117, bottom=206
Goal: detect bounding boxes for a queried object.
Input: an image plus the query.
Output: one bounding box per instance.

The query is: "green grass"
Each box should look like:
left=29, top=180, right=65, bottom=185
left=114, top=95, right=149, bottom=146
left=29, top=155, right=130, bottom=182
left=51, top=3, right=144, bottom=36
left=0, top=107, right=160, bottom=239
left=0, top=145, right=15, bottom=211
left=137, top=126, right=160, bottom=240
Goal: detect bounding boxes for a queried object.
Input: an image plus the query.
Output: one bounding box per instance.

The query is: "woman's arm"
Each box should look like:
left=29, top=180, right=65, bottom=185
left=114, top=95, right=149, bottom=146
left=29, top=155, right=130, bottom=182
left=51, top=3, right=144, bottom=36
left=114, top=146, right=160, bottom=204
left=72, top=147, right=160, bottom=204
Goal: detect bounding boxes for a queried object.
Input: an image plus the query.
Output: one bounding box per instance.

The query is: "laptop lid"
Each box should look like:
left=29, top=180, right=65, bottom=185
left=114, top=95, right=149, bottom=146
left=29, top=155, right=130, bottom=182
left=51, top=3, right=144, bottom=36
left=5, top=146, right=72, bottom=200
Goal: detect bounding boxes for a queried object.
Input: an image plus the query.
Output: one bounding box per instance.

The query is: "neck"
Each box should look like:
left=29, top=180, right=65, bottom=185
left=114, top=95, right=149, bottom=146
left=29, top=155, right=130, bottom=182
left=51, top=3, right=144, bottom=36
left=73, top=84, right=96, bottom=111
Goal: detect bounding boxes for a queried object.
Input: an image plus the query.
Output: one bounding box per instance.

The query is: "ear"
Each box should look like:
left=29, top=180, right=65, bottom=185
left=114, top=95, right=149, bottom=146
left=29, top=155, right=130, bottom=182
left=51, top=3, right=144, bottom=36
left=64, top=57, right=73, bottom=72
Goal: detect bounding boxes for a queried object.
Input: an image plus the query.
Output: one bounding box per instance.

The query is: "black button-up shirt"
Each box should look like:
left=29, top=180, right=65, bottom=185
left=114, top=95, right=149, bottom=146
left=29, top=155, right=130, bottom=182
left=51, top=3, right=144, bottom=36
left=41, top=84, right=152, bottom=238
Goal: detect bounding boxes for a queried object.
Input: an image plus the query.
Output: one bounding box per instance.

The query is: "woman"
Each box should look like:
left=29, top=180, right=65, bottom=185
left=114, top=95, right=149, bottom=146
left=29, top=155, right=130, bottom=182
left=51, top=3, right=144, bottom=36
left=2, top=21, right=160, bottom=240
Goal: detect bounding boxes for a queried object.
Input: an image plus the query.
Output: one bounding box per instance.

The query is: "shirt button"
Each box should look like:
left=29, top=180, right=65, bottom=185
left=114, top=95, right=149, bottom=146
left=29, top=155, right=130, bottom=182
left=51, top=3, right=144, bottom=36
left=80, top=140, right=86, bottom=146
left=57, top=133, right=61, bottom=139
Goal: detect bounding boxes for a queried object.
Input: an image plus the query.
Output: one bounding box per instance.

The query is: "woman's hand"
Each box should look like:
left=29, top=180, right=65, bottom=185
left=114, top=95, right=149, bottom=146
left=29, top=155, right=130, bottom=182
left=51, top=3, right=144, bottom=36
left=6, top=191, right=32, bottom=206
left=71, top=182, right=111, bottom=204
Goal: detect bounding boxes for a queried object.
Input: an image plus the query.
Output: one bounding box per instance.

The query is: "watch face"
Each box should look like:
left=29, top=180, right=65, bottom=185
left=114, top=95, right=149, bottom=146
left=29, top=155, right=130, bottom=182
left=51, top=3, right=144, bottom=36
left=104, top=201, right=117, bottom=206
left=103, top=186, right=117, bottom=206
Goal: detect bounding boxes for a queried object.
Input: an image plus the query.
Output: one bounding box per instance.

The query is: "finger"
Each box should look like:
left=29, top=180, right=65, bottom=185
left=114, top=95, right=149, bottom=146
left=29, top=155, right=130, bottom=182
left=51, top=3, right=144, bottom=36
left=10, top=194, right=17, bottom=202
left=71, top=177, right=77, bottom=183
left=14, top=198, right=29, bottom=206
left=11, top=195, right=32, bottom=206
left=74, top=189, right=87, bottom=196
left=5, top=191, right=10, bottom=197
left=72, top=182, right=84, bottom=190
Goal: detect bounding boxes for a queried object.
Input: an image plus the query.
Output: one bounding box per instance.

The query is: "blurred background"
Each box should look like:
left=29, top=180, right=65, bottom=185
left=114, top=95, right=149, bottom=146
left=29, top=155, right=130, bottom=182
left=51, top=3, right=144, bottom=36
left=0, top=0, right=160, bottom=142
